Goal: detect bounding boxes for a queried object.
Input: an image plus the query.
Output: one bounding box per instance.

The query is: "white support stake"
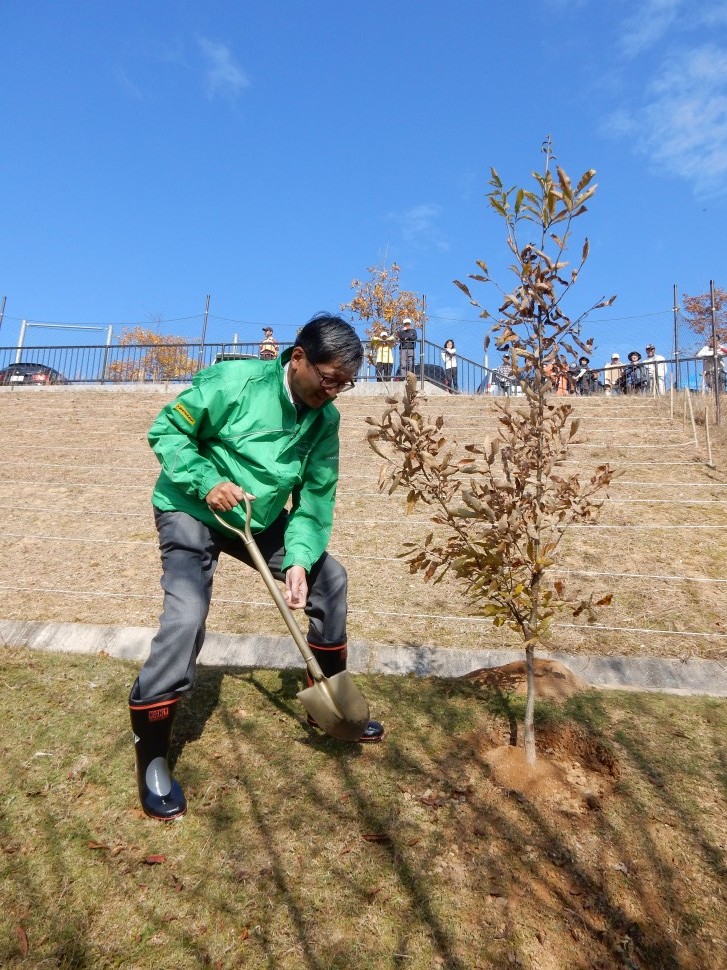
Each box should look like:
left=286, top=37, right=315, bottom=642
left=686, top=388, right=698, bottom=449
left=705, top=406, right=715, bottom=468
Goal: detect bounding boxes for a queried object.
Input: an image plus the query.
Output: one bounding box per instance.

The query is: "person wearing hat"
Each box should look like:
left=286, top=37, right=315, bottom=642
left=370, top=324, right=396, bottom=381
left=493, top=353, right=515, bottom=395
left=620, top=350, right=646, bottom=394
left=604, top=353, right=623, bottom=395
left=259, top=327, right=279, bottom=360
left=568, top=355, right=597, bottom=395
left=643, top=343, right=667, bottom=395
left=397, top=317, right=418, bottom=377
left=697, top=339, right=727, bottom=393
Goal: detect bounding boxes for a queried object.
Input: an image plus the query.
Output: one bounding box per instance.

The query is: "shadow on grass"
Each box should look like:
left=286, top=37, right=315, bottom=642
left=1, top=652, right=725, bottom=968
left=213, top=672, right=725, bottom=967
left=168, top=666, right=473, bottom=968
left=169, top=666, right=226, bottom=768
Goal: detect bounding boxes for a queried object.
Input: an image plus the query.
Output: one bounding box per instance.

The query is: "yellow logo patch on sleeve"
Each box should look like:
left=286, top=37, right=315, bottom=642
left=173, top=403, right=196, bottom=426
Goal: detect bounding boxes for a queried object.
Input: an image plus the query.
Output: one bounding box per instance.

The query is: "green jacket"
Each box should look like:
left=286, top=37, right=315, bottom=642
left=148, top=349, right=340, bottom=572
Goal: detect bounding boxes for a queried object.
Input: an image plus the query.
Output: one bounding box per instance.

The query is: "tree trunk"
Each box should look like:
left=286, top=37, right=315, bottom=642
left=524, top=642, right=537, bottom=764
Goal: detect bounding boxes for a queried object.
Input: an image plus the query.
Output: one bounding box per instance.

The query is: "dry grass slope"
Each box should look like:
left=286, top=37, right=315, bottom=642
left=1, top=386, right=726, bottom=660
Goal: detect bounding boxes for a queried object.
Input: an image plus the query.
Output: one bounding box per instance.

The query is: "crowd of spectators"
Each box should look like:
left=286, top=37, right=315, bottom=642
left=491, top=343, right=674, bottom=396
left=370, top=318, right=420, bottom=382
left=255, top=327, right=726, bottom=396
left=604, top=345, right=668, bottom=396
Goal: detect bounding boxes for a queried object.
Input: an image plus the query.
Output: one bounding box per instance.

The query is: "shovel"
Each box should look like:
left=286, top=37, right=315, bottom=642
left=212, top=497, right=370, bottom=742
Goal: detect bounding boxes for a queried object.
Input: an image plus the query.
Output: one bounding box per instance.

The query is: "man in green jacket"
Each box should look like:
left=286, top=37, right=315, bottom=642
left=129, top=313, right=384, bottom=821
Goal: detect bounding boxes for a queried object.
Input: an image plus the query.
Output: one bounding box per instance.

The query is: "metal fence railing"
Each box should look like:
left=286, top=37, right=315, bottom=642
left=0, top=342, right=288, bottom=385
left=0, top=341, right=724, bottom=396
left=0, top=339, right=492, bottom=391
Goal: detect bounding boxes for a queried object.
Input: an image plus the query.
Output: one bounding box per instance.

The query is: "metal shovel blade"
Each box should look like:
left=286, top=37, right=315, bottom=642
left=297, top=671, right=370, bottom=742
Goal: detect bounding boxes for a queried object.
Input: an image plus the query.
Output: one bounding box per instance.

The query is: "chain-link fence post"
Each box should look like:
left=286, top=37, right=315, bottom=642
left=710, top=280, right=722, bottom=426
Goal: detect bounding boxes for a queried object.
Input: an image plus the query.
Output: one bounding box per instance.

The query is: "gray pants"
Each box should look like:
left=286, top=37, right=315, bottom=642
left=133, top=509, right=348, bottom=704
left=399, top=348, right=415, bottom=376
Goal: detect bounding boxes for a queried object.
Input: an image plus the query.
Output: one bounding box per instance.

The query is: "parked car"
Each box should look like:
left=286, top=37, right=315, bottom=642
left=213, top=352, right=257, bottom=364
left=418, top=362, right=449, bottom=390
left=0, top=362, right=70, bottom=385
left=394, top=362, right=449, bottom=390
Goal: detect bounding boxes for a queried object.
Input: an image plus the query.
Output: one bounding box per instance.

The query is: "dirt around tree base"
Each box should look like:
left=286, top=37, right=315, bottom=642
left=464, top=657, right=591, bottom=701
left=464, top=659, right=619, bottom=814
left=482, top=742, right=615, bottom=815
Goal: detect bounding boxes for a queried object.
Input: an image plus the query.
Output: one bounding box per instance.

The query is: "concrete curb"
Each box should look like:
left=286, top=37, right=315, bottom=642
left=2, top=619, right=726, bottom=698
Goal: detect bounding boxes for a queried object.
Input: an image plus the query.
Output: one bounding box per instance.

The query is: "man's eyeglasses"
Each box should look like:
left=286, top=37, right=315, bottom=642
left=310, top=360, right=356, bottom=393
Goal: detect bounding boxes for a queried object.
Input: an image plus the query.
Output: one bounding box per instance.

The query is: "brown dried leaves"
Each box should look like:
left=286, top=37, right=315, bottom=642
left=366, top=380, right=614, bottom=640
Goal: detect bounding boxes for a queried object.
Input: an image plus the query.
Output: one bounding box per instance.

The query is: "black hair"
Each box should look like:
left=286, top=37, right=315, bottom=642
left=293, top=313, right=364, bottom=371
left=444, top=339, right=455, bottom=349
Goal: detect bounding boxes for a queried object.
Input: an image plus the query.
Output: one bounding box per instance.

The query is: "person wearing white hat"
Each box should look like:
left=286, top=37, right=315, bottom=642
left=698, top=339, right=727, bottom=393
left=397, top=317, right=418, bottom=377
left=493, top=353, right=515, bottom=395
left=603, top=352, right=623, bottom=394
left=644, top=343, right=667, bottom=395
left=371, top=324, right=396, bottom=381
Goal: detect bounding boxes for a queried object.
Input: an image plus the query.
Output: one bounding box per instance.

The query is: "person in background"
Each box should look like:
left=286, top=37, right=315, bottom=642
left=545, top=354, right=569, bottom=395
left=643, top=343, right=667, bottom=395
left=619, top=350, right=646, bottom=394
left=604, top=353, right=623, bottom=394
left=371, top=325, right=396, bottom=381
left=697, top=340, right=727, bottom=393
left=441, top=339, right=458, bottom=392
left=259, top=327, right=279, bottom=360
left=697, top=340, right=715, bottom=391
left=128, top=313, right=384, bottom=822
left=493, top=353, right=515, bottom=395
left=720, top=344, right=727, bottom=392
left=397, top=318, right=418, bottom=377
left=569, top=355, right=596, bottom=395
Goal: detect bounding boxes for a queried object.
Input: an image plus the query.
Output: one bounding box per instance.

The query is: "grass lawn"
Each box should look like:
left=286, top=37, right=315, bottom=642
left=1, top=647, right=725, bottom=969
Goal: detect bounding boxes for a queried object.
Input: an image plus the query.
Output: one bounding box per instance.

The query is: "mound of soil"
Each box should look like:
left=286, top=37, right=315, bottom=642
left=464, top=658, right=590, bottom=702
left=481, top=721, right=619, bottom=813
left=462, top=659, right=618, bottom=813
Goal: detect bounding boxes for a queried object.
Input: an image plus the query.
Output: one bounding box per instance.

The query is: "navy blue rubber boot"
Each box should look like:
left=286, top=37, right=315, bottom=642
left=129, top=695, right=187, bottom=820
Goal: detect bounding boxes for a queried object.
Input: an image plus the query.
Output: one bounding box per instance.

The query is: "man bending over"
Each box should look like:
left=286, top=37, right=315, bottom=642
left=129, top=313, right=384, bottom=821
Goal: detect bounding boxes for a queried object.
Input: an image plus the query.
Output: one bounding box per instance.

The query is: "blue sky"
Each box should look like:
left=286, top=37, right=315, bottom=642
left=2, top=0, right=726, bottom=366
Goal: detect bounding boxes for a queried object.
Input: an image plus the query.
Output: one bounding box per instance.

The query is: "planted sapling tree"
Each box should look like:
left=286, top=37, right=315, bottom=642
left=366, top=140, right=615, bottom=763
